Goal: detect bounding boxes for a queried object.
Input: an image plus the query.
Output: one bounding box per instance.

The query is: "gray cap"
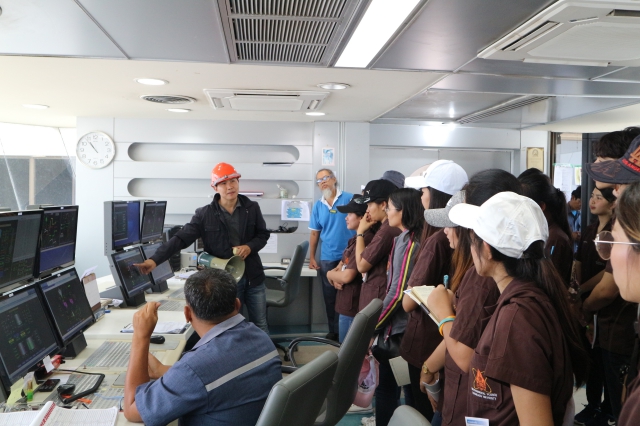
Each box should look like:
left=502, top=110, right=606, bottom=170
left=424, top=190, right=465, bottom=228
left=381, top=170, right=405, bottom=189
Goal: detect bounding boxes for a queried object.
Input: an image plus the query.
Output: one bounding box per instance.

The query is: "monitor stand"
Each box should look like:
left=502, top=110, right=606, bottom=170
left=100, top=285, right=147, bottom=308
left=63, top=333, right=88, bottom=359
left=150, top=279, right=169, bottom=293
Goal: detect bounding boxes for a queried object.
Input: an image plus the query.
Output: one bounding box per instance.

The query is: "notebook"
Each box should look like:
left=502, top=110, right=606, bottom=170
left=0, top=401, right=117, bottom=426
left=404, top=286, right=440, bottom=324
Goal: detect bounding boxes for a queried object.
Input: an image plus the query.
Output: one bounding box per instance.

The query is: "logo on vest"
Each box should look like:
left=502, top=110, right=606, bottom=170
left=471, top=368, right=498, bottom=401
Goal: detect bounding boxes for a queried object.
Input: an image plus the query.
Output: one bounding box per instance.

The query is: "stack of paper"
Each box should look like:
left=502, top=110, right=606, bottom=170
left=121, top=321, right=188, bottom=334
left=0, top=401, right=117, bottom=426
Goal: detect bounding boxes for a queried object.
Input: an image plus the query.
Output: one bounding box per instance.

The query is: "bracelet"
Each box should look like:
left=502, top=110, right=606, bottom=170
left=438, top=316, right=456, bottom=336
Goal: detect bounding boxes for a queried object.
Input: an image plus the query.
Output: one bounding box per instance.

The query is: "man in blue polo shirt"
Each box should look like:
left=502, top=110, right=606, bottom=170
left=123, top=268, right=281, bottom=426
left=309, top=168, right=355, bottom=341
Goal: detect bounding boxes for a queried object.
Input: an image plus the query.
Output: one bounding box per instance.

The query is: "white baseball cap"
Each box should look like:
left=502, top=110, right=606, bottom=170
left=404, top=160, right=468, bottom=194
left=448, top=191, right=549, bottom=259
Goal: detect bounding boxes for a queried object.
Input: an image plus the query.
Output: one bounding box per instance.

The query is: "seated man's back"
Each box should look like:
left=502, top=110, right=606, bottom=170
left=136, top=314, right=281, bottom=426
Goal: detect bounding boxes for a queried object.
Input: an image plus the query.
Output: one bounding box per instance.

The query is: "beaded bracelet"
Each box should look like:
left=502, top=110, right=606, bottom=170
left=438, top=316, right=456, bottom=336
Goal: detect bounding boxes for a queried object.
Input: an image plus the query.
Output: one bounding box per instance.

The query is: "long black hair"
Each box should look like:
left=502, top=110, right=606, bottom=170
left=472, top=237, right=588, bottom=387
left=389, top=188, right=424, bottom=242
left=518, top=168, right=573, bottom=241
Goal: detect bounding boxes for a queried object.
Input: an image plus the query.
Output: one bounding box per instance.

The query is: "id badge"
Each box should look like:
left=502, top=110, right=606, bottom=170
left=465, top=417, right=489, bottom=426
left=329, top=209, right=337, bottom=214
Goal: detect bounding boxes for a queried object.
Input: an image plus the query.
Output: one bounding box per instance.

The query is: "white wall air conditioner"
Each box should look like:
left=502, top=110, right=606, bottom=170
left=203, top=89, right=329, bottom=112
left=478, top=0, right=640, bottom=67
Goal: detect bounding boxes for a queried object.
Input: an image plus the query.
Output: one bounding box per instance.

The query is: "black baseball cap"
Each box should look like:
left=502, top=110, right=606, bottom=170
left=337, top=195, right=368, bottom=214
left=354, top=179, right=397, bottom=204
left=586, top=134, right=640, bottom=184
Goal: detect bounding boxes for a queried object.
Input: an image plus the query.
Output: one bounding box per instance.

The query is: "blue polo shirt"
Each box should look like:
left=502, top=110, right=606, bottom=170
left=309, top=190, right=355, bottom=261
left=135, top=314, right=281, bottom=426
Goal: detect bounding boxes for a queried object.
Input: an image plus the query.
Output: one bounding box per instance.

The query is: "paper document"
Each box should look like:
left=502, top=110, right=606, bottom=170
left=0, top=401, right=117, bottom=426
left=404, top=287, right=440, bottom=324
left=262, top=234, right=278, bottom=254
left=121, top=321, right=188, bottom=334
left=177, top=270, right=198, bottom=279
left=281, top=200, right=310, bottom=221
left=80, top=265, right=97, bottom=280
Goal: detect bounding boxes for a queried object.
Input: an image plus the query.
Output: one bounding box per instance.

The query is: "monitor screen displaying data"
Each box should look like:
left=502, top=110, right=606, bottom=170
left=141, top=201, right=167, bottom=244
left=38, top=206, right=79, bottom=275
left=112, top=248, right=152, bottom=297
left=0, top=211, right=43, bottom=290
left=141, top=242, right=174, bottom=284
left=38, top=269, right=94, bottom=344
left=112, top=201, right=140, bottom=250
left=0, top=287, right=58, bottom=386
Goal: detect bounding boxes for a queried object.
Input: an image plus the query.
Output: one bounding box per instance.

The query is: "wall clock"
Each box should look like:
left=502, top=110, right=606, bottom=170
left=77, top=131, right=116, bottom=169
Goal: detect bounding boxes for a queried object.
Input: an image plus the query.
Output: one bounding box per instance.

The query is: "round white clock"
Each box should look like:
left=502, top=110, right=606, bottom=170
left=77, top=131, right=116, bottom=169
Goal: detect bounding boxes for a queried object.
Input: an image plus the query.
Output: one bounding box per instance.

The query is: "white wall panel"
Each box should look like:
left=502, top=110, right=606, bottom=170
left=114, top=161, right=311, bottom=180
left=114, top=119, right=313, bottom=145
left=371, top=124, right=521, bottom=149
left=344, top=123, right=370, bottom=193
left=127, top=143, right=303, bottom=164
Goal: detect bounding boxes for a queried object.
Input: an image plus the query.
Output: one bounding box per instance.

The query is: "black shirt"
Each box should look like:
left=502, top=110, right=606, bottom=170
left=221, top=199, right=242, bottom=247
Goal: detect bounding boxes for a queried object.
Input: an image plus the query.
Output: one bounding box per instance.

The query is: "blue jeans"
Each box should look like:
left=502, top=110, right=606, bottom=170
left=236, top=277, right=268, bottom=334
left=339, top=315, right=354, bottom=343
left=319, top=260, right=340, bottom=334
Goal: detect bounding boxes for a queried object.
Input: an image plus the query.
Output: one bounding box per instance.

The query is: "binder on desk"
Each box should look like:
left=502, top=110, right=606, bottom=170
left=404, top=287, right=440, bottom=325
left=0, top=401, right=117, bottom=425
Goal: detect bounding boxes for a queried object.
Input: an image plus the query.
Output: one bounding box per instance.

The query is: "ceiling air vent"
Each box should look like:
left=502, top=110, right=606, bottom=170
left=140, top=95, right=196, bottom=104
left=203, top=89, right=329, bottom=112
left=217, top=0, right=366, bottom=65
left=457, top=96, right=551, bottom=125
left=478, top=0, right=640, bottom=67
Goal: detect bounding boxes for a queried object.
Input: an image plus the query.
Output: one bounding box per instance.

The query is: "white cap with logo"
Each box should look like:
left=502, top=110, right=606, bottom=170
left=404, top=160, right=468, bottom=195
left=448, top=192, right=549, bottom=259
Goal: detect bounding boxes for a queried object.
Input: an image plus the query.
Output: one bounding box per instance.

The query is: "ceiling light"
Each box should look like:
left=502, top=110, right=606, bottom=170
left=135, top=78, right=169, bottom=86
left=167, top=108, right=191, bottom=113
left=306, top=112, right=325, bottom=116
left=335, top=0, right=421, bottom=68
left=22, top=104, right=49, bottom=110
left=317, top=83, right=350, bottom=90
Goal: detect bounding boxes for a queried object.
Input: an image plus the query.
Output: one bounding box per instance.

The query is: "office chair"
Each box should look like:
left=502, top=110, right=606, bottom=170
left=389, top=405, right=432, bottom=426
left=285, top=299, right=383, bottom=426
left=263, top=241, right=309, bottom=360
left=255, top=351, right=338, bottom=426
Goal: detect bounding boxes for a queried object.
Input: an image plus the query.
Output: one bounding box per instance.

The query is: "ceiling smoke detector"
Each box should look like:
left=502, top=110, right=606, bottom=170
left=140, top=95, right=196, bottom=104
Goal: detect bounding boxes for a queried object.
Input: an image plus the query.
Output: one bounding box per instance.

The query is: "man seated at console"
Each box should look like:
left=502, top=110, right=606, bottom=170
left=123, top=268, right=282, bottom=425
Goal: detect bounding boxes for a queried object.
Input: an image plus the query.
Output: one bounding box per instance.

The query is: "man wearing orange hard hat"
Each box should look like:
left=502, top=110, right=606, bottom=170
left=135, top=162, right=270, bottom=333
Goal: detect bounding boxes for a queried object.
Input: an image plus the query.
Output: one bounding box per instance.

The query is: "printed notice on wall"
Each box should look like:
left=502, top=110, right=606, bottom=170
left=262, top=234, right=278, bottom=254
left=281, top=200, right=310, bottom=221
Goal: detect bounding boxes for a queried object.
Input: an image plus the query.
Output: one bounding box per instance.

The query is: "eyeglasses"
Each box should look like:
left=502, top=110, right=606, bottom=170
left=315, top=175, right=334, bottom=184
left=384, top=207, right=399, bottom=213
left=594, top=231, right=640, bottom=260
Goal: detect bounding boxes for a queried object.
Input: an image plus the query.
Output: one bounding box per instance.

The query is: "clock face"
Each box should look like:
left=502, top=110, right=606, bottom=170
left=77, top=132, right=116, bottom=169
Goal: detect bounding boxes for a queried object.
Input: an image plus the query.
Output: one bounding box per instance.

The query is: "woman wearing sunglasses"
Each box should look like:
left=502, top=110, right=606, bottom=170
left=599, top=181, right=640, bottom=425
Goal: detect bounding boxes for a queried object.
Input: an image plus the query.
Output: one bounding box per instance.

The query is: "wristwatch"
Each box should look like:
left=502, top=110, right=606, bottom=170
left=357, top=233, right=365, bottom=238
left=422, top=363, right=432, bottom=375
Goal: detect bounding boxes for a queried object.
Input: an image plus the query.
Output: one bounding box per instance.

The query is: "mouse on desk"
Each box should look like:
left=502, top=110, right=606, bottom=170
left=150, top=335, right=165, bottom=344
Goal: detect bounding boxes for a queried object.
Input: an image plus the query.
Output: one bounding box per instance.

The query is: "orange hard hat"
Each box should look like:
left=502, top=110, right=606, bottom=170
left=211, top=162, right=241, bottom=187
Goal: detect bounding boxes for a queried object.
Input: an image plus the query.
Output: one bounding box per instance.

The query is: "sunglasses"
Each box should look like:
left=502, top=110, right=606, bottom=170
left=594, top=231, right=640, bottom=260
left=316, top=175, right=334, bottom=184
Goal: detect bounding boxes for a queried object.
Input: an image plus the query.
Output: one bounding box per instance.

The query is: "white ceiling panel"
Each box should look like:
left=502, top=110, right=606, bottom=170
left=0, top=0, right=124, bottom=58
left=78, top=0, right=229, bottom=62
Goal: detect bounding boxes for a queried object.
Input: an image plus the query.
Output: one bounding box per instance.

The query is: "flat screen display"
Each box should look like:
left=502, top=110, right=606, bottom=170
left=111, top=248, right=152, bottom=297
left=0, top=211, right=43, bottom=290
left=38, top=206, right=79, bottom=276
left=38, top=268, right=94, bottom=344
left=141, top=201, right=167, bottom=244
left=112, top=201, right=140, bottom=250
left=141, top=242, right=174, bottom=284
left=0, top=287, right=59, bottom=387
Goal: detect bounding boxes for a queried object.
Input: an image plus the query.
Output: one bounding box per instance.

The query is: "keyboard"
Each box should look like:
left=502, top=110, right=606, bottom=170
left=158, top=299, right=186, bottom=311
left=87, top=387, right=124, bottom=409
left=168, top=288, right=185, bottom=300
left=82, top=341, right=131, bottom=369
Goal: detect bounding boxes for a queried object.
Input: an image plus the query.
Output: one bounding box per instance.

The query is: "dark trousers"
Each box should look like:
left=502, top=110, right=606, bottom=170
left=586, top=346, right=611, bottom=414
left=408, top=363, right=435, bottom=422
left=319, top=260, right=340, bottom=334
left=375, top=359, right=401, bottom=426
left=602, top=348, right=630, bottom=420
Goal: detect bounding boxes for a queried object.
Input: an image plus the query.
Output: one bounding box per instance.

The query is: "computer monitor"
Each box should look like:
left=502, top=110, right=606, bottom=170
left=110, top=247, right=152, bottom=306
left=0, top=286, right=59, bottom=395
left=37, top=268, right=94, bottom=348
left=37, top=205, right=79, bottom=277
left=141, top=242, right=173, bottom=293
left=140, top=201, right=167, bottom=244
left=105, top=201, right=140, bottom=253
left=0, top=210, right=43, bottom=291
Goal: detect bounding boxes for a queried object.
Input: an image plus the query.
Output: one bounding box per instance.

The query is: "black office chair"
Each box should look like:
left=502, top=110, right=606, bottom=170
left=284, top=299, right=383, bottom=426
left=256, top=351, right=338, bottom=426
left=263, top=241, right=309, bottom=360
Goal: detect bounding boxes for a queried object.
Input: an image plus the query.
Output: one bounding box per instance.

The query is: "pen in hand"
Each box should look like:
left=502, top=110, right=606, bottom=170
left=443, top=275, right=449, bottom=290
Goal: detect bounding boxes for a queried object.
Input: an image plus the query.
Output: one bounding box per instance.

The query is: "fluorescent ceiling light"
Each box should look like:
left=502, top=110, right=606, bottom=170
left=22, top=104, right=49, bottom=109
left=167, top=108, right=190, bottom=113
left=335, top=0, right=421, bottom=68
left=135, top=78, right=168, bottom=86
left=306, top=112, right=325, bottom=116
left=523, top=58, right=609, bottom=67
left=317, top=82, right=350, bottom=90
